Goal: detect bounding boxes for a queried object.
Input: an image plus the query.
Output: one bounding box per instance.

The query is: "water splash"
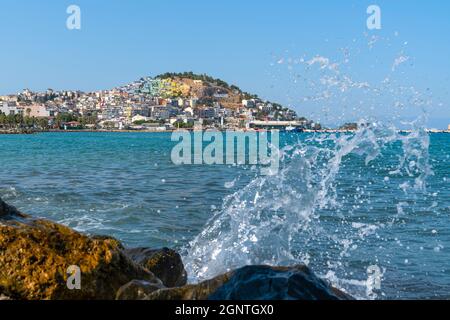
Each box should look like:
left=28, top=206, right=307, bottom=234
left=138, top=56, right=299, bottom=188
left=184, top=34, right=436, bottom=299
left=184, top=121, right=432, bottom=298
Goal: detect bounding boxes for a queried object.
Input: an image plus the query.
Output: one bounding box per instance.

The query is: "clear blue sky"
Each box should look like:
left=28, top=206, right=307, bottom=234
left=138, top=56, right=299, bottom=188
left=0, top=0, right=449, bottom=128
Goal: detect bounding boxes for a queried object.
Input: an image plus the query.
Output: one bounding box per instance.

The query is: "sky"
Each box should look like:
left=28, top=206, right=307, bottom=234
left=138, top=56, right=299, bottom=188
left=0, top=0, right=449, bottom=128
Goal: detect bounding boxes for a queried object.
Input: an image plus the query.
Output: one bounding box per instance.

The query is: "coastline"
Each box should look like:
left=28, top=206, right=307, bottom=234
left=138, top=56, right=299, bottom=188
left=1, top=129, right=449, bottom=135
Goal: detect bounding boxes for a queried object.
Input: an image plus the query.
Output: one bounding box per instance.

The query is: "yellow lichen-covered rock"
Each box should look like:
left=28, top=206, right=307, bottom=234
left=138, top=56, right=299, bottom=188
left=0, top=198, right=158, bottom=300
left=115, top=279, right=165, bottom=300
left=145, top=272, right=233, bottom=300
left=125, top=247, right=187, bottom=287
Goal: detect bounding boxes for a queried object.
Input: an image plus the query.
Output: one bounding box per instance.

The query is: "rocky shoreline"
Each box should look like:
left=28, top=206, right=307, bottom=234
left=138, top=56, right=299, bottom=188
left=0, top=129, right=37, bottom=134
left=0, top=197, right=352, bottom=300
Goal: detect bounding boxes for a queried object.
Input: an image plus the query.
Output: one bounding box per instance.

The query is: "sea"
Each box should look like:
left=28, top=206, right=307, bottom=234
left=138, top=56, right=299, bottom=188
left=0, top=129, right=449, bottom=300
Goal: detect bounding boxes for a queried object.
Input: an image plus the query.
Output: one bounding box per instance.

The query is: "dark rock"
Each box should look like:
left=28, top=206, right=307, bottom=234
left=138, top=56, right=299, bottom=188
left=209, top=265, right=353, bottom=300
left=146, top=265, right=352, bottom=300
left=116, top=279, right=165, bottom=300
left=0, top=198, right=159, bottom=300
left=0, top=198, right=26, bottom=219
left=125, top=247, right=187, bottom=287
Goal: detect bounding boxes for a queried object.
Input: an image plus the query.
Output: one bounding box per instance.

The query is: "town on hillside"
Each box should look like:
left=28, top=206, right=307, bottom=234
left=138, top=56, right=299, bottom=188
left=0, top=72, right=322, bottom=132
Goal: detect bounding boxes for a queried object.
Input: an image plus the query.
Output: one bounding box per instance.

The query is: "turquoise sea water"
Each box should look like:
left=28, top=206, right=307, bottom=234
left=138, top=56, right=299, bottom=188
left=0, top=131, right=449, bottom=299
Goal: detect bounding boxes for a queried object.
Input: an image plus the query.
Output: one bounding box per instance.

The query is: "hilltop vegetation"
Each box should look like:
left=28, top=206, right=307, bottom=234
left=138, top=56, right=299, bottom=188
left=156, top=72, right=259, bottom=101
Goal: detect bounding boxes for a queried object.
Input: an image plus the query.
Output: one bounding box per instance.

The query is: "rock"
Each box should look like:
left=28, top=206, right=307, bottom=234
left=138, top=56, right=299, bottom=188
left=125, top=247, right=187, bottom=287
left=145, top=272, right=233, bottom=300
left=0, top=198, right=25, bottom=219
left=0, top=197, right=353, bottom=301
left=146, top=265, right=352, bottom=300
left=115, top=279, right=165, bottom=300
left=209, top=265, right=353, bottom=300
left=0, top=198, right=159, bottom=300
left=91, top=235, right=125, bottom=250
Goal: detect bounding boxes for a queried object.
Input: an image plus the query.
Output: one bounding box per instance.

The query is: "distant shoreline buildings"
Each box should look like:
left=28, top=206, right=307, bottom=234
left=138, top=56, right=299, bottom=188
left=0, top=73, right=448, bottom=133
left=0, top=73, right=322, bottom=132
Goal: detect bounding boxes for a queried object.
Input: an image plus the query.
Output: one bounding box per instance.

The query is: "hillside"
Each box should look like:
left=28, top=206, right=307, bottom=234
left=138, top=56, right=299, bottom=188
left=154, top=72, right=277, bottom=110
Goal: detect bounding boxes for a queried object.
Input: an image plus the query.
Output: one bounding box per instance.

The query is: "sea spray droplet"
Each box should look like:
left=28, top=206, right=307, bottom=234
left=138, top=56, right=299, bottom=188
left=392, top=55, right=410, bottom=71
left=224, top=180, right=236, bottom=189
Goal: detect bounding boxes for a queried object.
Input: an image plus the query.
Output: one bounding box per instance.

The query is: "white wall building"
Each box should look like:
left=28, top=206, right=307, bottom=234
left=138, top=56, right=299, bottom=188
left=0, top=102, right=22, bottom=116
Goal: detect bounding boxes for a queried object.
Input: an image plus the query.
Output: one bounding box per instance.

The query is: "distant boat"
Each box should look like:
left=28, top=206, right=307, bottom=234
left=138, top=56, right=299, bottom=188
left=285, top=126, right=296, bottom=131
left=285, top=126, right=304, bottom=133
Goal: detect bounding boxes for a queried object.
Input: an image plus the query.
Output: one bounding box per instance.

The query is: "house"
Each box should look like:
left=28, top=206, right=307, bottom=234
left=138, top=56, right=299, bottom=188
left=151, top=106, right=170, bottom=120
left=132, top=115, right=150, bottom=123
left=63, top=121, right=82, bottom=130
left=259, top=103, right=273, bottom=113
left=195, top=107, right=217, bottom=119
left=242, top=99, right=256, bottom=108
left=0, top=102, right=22, bottom=116
left=183, top=107, right=194, bottom=116
left=189, top=99, right=198, bottom=108
left=26, top=104, right=52, bottom=118
left=213, top=92, right=229, bottom=99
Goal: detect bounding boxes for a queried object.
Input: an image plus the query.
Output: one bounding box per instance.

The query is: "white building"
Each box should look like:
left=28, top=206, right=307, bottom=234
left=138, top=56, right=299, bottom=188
left=242, top=99, right=256, bottom=108
left=259, top=103, right=273, bottom=112
left=184, top=107, right=194, bottom=117
left=0, top=102, right=22, bottom=116
left=131, top=115, right=150, bottom=123
left=189, top=98, right=198, bottom=108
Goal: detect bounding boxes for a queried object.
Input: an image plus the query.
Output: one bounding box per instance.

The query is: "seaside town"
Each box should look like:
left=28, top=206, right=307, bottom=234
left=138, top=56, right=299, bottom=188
left=1, top=72, right=449, bottom=134
left=0, top=72, right=322, bottom=133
